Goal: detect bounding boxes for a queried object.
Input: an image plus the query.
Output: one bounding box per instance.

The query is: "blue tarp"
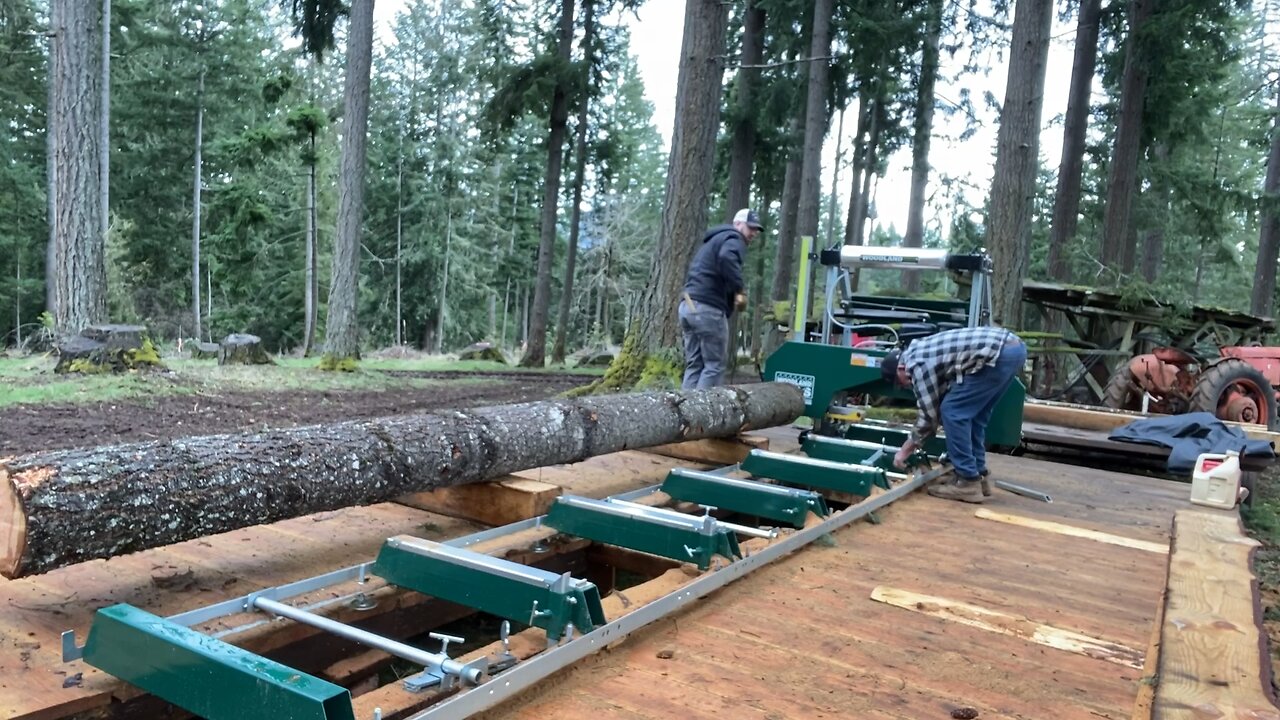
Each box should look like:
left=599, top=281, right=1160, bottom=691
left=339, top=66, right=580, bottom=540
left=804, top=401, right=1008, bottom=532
left=1107, top=412, right=1275, bottom=474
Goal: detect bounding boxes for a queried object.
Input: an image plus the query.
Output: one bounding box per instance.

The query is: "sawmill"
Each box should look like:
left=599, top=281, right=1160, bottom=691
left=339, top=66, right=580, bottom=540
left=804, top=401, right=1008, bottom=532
left=2, top=246, right=1278, bottom=720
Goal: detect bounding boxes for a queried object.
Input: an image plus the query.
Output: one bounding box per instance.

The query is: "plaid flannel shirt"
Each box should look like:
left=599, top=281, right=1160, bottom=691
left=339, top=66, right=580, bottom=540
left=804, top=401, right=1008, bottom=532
left=901, top=326, right=1015, bottom=445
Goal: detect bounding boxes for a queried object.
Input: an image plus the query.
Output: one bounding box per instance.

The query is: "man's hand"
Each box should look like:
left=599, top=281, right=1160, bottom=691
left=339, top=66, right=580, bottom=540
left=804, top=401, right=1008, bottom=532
left=734, top=292, right=747, bottom=311
left=892, top=439, right=918, bottom=470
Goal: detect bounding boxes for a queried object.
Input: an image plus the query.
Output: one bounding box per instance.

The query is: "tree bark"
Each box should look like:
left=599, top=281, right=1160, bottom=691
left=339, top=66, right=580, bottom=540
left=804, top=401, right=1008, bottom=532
left=1252, top=92, right=1280, bottom=317
left=191, top=72, right=204, bottom=342
left=725, top=1, right=765, bottom=215
left=46, top=42, right=57, bottom=318
left=323, top=0, right=375, bottom=364
left=843, top=95, right=872, bottom=246
left=303, top=127, right=318, bottom=356
left=1046, top=0, right=1101, bottom=282
left=395, top=122, right=404, bottom=347
left=50, top=0, right=106, bottom=335
left=769, top=116, right=804, bottom=307
left=99, top=0, right=109, bottom=258
left=1139, top=143, right=1169, bottom=283
left=553, top=0, right=595, bottom=365
left=795, top=0, right=833, bottom=245
left=435, top=214, right=451, bottom=353
left=1099, top=0, right=1154, bottom=274
left=594, top=0, right=730, bottom=389
left=986, top=0, right=1052, bottom=328
left=903, top=0, right=944, bottom=292
left=851, top=103, right=882, bottom=248
left=0, top=384, right=804, bottom=578
left=521, top=0, right=577, bottom=367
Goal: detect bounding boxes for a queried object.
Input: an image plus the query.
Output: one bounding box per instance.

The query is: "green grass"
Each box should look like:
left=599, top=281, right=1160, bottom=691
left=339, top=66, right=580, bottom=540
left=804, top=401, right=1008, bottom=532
left=0, top=352, right=600, bottom=409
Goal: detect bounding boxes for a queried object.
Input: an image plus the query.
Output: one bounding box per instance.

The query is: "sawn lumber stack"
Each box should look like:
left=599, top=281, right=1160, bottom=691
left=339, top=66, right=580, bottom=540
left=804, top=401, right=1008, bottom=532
left=0, top=383, right=803, bottom=579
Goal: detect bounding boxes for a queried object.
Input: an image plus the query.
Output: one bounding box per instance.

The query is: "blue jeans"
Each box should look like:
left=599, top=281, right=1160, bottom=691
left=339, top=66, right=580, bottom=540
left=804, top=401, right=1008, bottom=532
left=679, top=302, right=729, bottom=389
left=941, top=340, right=1026, bottom=479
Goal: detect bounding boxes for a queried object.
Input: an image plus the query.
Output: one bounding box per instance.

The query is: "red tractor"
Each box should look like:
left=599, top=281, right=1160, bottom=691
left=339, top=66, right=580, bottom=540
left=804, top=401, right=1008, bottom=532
left=1103, top=347, right=1280, bottom=429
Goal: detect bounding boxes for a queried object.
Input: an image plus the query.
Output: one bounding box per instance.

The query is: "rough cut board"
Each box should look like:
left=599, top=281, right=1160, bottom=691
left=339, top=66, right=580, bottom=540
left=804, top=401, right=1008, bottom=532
left=639, top=435, right=769, bottom=466
left=454, top=453, right=1186, bottom=720
left=1151, top=509, right=1280, bottom=719
left=1023, top=400, right=1280, bottom=443
left=395, top=476, right=562, bottom=526
left=974, top=508, right=1170, bottom=554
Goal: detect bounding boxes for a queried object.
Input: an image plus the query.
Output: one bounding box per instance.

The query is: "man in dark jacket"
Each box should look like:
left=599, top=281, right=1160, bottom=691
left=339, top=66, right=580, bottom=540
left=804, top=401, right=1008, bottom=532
left=679, top=208, right=763, bottom=389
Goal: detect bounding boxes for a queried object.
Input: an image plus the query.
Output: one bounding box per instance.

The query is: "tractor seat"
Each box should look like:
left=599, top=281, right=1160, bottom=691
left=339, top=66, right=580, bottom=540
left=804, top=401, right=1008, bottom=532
left=896, top=322, right=939, bottom=344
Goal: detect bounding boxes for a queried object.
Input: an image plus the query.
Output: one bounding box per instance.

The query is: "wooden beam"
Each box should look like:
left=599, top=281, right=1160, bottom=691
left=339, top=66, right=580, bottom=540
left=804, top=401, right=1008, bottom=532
left=974, top=508, right=1169, bottom=554
left=1132, top=554, right=1169, bottom=720
left=394, top=477, right=561, bottom=527
left=871, top=586, right=1144, bottom=669
left=1150, top=510, right=1280, bottom=719
left=1023, top=399, right=1280, bottom=444
left=586, top=543, right=681, bottom=579
left=641, top=435, right=770, bottom=466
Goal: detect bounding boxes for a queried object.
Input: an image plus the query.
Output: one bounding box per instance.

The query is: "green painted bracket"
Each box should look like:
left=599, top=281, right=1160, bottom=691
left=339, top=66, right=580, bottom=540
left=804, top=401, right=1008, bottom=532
left=373, top=536, right=605, bottom=642
left=741, top=448, right=888, bottom=496
left=545, top=496, right=741, bottom=571
left=842, top=424, right=949, bottom=457
left=80, top=604, right=355, bottom=720
left=802, top=434, right=928, bottom=474
left=661, top=468, right=829, bottom=529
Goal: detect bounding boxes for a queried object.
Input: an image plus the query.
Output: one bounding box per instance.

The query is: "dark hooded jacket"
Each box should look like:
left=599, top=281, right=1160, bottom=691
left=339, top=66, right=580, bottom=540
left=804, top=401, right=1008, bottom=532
left=682, top=224, right=746, bottom=317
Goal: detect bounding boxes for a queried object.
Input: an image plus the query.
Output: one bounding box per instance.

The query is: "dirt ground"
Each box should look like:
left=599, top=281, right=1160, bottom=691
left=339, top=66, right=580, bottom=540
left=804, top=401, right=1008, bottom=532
left=0, top=371, right=587, bottom=455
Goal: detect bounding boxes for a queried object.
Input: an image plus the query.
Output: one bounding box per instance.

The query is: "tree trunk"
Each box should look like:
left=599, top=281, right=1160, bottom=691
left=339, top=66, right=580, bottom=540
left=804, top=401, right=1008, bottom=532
left=0, top=384, right=805, bottom=578
left=435, top=215, right=451, bottom=354
left=553, top=0, right=595, bottom=365
left=191, top=72, right=204, bottom=341
left=99, top=0, right=109, bottom=257
left=843, top=95, right=872, bottom=246
left=986, top=0, right=1053, bottom=329
left=725, top=1, right=765, bottom=215
left=50, top=0, right=106, bottom=335
left=1099, top=0, right=1154, bottom=275
left=769, top=116, right=804, bottom=307
left=1139, top=143, right=1169, bottom=283
left=1046, top=0, right=1101, bottom=282
left=903, top=0, right=944, bottom=292
left=1252, top=92, right=1280, bottom=317
left=520, top=0, right=577, bottom=367
left=749, top=188, right=773, bottom=359
left=302, top=130, right=318, bottom=356
left=323, top=0, right=375, bottom=365
left=851, top=103, right=882, bottom=248
left=796, top=0, right=833, bottom=246
left=395, top=124, right=404, bottom=346
left=46, top=44, right=57, bottom=318
left=593, top=0, right=730, bottom=390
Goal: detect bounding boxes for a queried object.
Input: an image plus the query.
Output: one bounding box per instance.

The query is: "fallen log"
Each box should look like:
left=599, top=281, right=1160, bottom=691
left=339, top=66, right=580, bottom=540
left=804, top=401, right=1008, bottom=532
left=0, top=383, right=802, bottom=578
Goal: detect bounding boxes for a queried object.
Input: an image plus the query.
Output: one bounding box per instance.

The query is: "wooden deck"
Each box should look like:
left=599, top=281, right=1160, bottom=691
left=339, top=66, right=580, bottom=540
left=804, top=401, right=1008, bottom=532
left=1, top=424, right=1272, bottom=720
left=486, top=451, right=1189, bottom=720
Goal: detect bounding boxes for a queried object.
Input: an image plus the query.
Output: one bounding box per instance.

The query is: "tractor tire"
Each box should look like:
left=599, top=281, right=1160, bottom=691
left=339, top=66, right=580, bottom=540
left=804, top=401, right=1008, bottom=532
left=1190, top=358, right=1278, bottom=430
left=1102, top=364, right=1140, bottom=412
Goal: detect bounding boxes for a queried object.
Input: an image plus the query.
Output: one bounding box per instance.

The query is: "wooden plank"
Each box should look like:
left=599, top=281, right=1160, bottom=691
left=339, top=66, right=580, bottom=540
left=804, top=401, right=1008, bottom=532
left=640, top=435, right=769, bottom=466
left=870, top=586, right=1145, bottom=669
left=1023, top=399, right=1280, bottom=443
left=1152, top=509, right=1280, bottom=719
left=394, top=476, right=561, bottom=526
left=974, top=508, right=1170, bottom=554
left=1133, top=551, right=1170, bottom=720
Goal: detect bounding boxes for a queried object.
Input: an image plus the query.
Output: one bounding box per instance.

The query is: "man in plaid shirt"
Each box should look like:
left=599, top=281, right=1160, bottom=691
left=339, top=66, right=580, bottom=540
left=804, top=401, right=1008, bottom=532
left=879, top=326, right=1027, bottom=503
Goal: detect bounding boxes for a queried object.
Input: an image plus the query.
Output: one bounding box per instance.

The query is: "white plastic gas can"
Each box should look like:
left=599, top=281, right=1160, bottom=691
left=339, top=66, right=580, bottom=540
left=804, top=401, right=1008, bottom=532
left=1190, top=451, right=1243, bottom=509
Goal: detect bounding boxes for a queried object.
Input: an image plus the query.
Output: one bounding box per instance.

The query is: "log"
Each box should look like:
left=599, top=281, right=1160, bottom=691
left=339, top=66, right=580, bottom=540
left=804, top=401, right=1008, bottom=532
left=189, top=341, right=220, bottom=360
left=456, top=342, right=508, bottom=364
left=54, top=324, right=163, bottom=374
left=0, top=383, right=803, bottom=578
left=394, top=477, right=561, bottom=526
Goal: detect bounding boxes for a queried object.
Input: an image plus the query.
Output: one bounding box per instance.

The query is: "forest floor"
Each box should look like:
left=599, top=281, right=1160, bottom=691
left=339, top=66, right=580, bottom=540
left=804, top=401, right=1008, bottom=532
left=0, top=351, right=599, bottom=455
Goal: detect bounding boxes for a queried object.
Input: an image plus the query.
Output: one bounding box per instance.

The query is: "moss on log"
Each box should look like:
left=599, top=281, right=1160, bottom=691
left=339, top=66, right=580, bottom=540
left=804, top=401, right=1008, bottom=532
left=0, top=383, right=804, bottom=578
left=457, top=342, right=508, bottom=364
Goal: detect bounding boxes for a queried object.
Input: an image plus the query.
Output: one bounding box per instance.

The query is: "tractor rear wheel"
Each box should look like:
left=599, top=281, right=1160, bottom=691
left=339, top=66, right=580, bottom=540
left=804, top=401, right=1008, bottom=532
left=1190, top=358, right=1278, bottom=429
left=1102, top=364, right=1140, bottom=411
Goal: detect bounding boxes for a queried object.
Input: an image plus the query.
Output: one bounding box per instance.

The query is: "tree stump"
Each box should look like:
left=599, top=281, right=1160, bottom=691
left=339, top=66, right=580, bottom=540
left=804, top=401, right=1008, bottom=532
left=189, top=342, right=220, bottom=360
left=457, top=342, right=508, bottom=364
left=54, top=324, right=164, bottom=374
left=218, top=334, right=273, bottom=365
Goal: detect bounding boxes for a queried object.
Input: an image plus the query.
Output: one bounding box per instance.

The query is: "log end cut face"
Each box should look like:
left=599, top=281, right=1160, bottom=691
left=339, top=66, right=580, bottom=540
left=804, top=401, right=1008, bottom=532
left=0, top=464, right=31, bottom=579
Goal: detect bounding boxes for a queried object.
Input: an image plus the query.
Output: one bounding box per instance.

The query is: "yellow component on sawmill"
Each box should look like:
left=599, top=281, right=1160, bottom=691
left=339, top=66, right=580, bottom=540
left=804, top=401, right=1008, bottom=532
left=825, top=408, right=867, bottom=423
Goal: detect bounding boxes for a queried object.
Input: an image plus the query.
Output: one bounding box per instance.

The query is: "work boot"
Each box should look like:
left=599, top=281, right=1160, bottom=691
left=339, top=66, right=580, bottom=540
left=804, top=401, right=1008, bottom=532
left=927, top=477, right=985, bottom=504
left=979, top=468, right=992, bottom=497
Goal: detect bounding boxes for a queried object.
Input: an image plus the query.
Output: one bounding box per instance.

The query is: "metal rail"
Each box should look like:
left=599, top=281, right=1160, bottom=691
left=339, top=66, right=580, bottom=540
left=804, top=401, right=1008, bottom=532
left=406, top=467, right=942, bottom=720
